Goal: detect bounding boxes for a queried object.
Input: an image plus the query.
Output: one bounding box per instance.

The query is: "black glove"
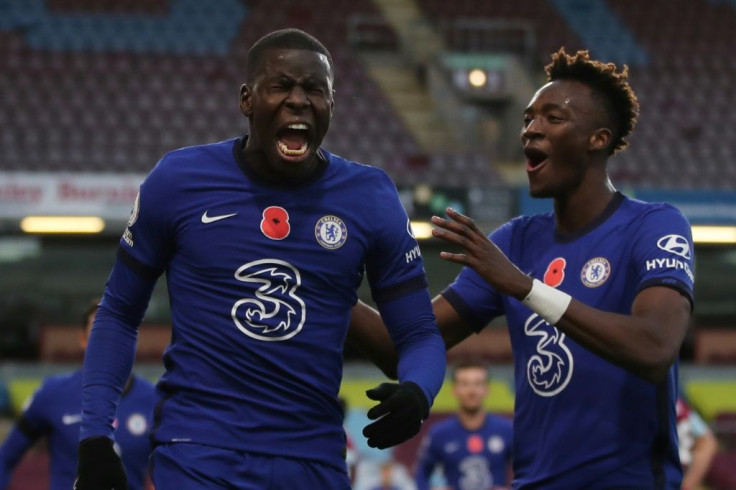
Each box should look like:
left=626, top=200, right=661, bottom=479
left=74, top=436, right=128, bottom=490
left=362, top=381, right=429, bottom=449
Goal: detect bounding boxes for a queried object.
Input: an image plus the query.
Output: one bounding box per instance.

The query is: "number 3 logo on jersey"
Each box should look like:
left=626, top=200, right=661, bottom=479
left=525, top=314, right=574, bottom=397
left=231, top=259, right=306, bottom=341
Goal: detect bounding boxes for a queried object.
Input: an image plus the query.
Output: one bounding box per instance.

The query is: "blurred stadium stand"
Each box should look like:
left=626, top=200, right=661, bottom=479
left=1, top=1, right=736, bottom=488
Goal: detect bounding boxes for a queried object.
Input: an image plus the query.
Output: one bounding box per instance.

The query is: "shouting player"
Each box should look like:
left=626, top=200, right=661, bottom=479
left=73, top=28, right=445, bottom=489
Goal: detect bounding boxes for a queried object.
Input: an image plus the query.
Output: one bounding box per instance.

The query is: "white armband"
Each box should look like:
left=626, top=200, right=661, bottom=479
left=522, top=279, right=572, bottom=325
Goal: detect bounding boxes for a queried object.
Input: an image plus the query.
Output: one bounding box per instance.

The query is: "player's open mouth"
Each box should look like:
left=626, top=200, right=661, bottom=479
left=524, top=147, right=548, bottom=172
left=277, top=123, right=310, bottom=159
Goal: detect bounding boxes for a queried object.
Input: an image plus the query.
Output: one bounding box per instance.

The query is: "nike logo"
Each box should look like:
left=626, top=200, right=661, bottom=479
left=201, top=211, right=238, bottom=224
left=62, top=414, right=82, bottom=425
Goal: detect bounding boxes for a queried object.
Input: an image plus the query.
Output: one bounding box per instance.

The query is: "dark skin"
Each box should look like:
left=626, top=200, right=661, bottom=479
left=239, top=48, right=334, bottom=183
left=348, top=79, right=691, bottom=384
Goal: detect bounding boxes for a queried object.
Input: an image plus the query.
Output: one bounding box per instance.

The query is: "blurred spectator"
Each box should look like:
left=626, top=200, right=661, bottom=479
left=339, top=396, right=360, bottom=485
left=372, top=460, right=406, bottom=490
left=677, top=397, right=718, bottom=490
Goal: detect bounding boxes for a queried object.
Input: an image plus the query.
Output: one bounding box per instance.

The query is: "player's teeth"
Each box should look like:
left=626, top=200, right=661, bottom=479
left=287, top=123, right=308, bottom=130
left=278, top=141, right=309, bottom=156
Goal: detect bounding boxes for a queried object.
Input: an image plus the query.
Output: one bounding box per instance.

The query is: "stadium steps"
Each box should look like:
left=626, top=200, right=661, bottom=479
left=364, top=0, right=462, bottom=152
left=370, top=0, right=445, bottom=66
left=359, top=52, right=461, bottom=152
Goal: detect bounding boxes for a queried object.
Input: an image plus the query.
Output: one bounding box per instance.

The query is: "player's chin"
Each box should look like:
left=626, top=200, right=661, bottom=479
left=528, top=185, right=547, bottom=199
left=527, top=180, right=557, bottom=199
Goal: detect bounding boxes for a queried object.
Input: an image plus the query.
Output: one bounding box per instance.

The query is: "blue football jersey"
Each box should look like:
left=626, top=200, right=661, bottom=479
left=13, top=371, right=154, bottom=490
left=443, top=193, right=694, bottom=489
left=116, top=137, right=436, bottom=470
left=415, top=414, right=513, bottom=490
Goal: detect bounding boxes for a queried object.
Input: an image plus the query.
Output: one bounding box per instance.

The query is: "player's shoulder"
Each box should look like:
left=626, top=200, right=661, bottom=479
left=486, top=413, right=513, bottom=430
left=154, top=138, right=238, bottom=172
left=42, top=370, right=82, bottom=391
left=322, top=148, right=394, bottom=186
left=32, top=370, right=81, bottom=403
left=620, top=194, right=689, bottom=223
left=493, top=211, right=554, bottom=241
left=511, top=211, right=554, bottom=229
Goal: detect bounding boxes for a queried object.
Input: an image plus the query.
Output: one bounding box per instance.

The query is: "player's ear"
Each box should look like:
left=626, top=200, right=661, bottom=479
left=589, top=127, right=612, bottom=152
left=240, top=84, right=253, bottom=117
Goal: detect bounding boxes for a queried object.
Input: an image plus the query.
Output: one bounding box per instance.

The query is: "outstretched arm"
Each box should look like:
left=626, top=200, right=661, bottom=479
left=432, top=207, right=691, bottom=383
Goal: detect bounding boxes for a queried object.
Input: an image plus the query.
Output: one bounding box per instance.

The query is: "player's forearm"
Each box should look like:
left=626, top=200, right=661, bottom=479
left=554, top=290, right=690, bottom=382
left=380, top=289, right=446, bottom=405
left=347, top=301, right=399, bottom=379
left=682, top=433, right=719, bottom=490
left=80, top=315, right=138, bottom=440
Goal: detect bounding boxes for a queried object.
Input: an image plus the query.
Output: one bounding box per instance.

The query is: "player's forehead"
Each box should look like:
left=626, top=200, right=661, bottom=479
left=454, top=366, right=488, bottom=381
left=526, top=79, right=596, bottom=114
left=256, top=48, right=332, bottom=81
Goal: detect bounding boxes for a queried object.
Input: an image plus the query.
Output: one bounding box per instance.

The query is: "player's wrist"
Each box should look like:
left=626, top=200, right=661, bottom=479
left=401, top=381, right=429, bottom=419
left=522, top=279, right=572, bottom=324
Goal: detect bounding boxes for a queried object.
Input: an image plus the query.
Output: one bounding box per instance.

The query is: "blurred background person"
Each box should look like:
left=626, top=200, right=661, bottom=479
left=340, top=396, right=360, bottom=486
left=677, top=397, right=719, bottom=490
left=0, top=299, right=156, bottom=490
left=414, top=360, right=512, bottom=490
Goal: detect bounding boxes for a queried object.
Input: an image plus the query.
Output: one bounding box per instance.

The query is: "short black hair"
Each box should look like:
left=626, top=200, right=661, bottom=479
left=546, top=48, right=639, bottom=155
left=82, top=298, right=100, bottom=330
left=246, top=28, right=334, bottom=83
left=451, top=358, right=489, bottom=382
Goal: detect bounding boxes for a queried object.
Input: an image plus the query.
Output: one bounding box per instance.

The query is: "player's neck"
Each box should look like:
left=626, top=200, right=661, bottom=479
left=554, top=177, right=616, bottom=234
left=458, top=409, right=486, bottom=430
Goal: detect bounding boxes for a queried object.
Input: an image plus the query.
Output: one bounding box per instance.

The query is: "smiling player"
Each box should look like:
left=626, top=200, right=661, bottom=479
left=348, top=48, right=694, bottom=488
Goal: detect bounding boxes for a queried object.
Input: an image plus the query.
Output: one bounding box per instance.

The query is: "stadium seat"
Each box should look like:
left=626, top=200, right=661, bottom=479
left=712, top=411, right=736, bottom=451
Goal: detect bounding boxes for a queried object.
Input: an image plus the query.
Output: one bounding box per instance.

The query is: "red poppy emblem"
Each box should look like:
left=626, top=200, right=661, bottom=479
left=543, top=257, right=566, bottom=287
left=467, top=434, right=483, bottom=453
left=261, top=206, right=290, bottom=240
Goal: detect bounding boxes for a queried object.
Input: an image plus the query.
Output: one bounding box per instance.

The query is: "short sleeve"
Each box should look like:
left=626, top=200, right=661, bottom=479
left=119, top=157, right=178, bottom=274
left=365, top=172, right=428, bottom=303
left=631, top=204, right=694, bottom=306
left=688, top=410, right=710, bottom=438
left=440, top=222, right=513, bottom=332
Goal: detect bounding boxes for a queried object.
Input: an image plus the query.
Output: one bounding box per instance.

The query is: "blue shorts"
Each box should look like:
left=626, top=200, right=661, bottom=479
left=149, top=442, right=351, bottom=489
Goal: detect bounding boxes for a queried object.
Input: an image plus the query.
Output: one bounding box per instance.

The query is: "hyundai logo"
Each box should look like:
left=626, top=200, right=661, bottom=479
left=656, top=234, right=691, bottom=259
